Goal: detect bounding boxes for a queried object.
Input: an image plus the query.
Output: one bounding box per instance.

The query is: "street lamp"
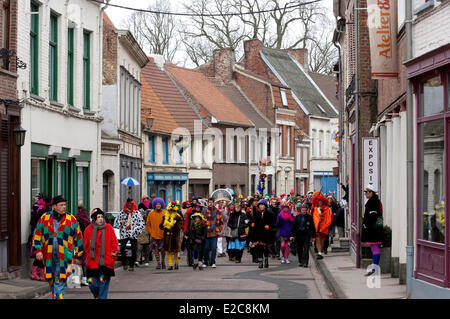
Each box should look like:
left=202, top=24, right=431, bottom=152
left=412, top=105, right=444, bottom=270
left=146, top=117, right=154, bottom=129
left=13, top=124, right=26, bottom=147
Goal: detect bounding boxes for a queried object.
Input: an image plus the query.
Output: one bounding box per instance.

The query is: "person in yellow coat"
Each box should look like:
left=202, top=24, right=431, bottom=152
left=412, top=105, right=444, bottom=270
left=159, top=201, right=183, bottom=270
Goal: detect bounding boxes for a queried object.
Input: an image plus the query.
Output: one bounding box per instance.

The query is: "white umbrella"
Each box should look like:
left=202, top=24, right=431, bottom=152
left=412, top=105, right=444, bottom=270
left=120, top=177, right=140, bottom=186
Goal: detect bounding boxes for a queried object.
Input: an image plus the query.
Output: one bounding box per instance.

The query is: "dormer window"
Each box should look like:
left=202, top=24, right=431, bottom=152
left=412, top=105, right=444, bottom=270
left=317, top=104, right=326, bottom=114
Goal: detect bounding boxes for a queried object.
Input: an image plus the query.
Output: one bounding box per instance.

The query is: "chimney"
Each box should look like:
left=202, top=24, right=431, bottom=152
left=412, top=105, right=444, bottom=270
left=288, top=48, right=308, bottom=71
left=149, top=54, right=165, bottom=70
left=213, top=48, right=235, bottom=83
left=243, top=39, right=262, bottom=69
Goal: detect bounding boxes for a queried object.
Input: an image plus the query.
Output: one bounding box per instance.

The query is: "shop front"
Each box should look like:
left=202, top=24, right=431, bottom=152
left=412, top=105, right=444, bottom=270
left=147, top=173, right=188, bottom=204
left=406, top=44, right=450, bottom=296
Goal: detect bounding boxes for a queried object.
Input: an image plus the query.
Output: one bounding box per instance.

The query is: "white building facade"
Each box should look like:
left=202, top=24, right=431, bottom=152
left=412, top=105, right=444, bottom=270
left=18, top=0, right=105, bottom=254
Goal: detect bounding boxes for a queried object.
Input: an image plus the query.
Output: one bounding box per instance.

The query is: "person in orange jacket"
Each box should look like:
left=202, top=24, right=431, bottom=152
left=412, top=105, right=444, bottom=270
left=311, top=194, right=332, bottom=260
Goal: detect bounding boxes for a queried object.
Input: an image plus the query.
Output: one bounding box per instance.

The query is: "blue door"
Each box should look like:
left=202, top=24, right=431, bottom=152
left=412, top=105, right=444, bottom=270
left=175, top=188, right=182, bottom=202
left=321, top=175, right=338, bottom=195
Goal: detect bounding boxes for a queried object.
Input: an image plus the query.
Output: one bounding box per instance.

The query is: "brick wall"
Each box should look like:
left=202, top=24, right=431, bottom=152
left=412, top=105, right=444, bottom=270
left=0, top=0, right=18, bottom=100
left=102, top=13, right=118, bottom=85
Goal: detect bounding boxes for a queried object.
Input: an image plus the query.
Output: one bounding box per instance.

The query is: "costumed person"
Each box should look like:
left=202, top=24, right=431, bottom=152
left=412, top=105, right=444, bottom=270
left=75, top=203, right=91, bottom=286
left=146, top=198, right=167, bottom=269
left=138, top=195, right=152, bottom=211
left=159, top=201, right=183, bottom=270
left=268, top=197, right=281, bottom=260
left=290, top=203, right=316, bottom=267
left=216, top=200, right=228, bottom=258
left=113, top=198, right=145, bottom=271
left=361, top=185, right=384, bottom=276
left=32, top=195, right=84, bottom=299
left=187, top=211, right=207, bottom=270
left=219, top=201, right=232, bottom=259
left=312, top=194, right=332, bottom=260
left=137, top=209, right=151, bottom=266
left=83, top=208, right=119, bottom=299
left=201, top=198, right=224, bottom=269
left=29, top=195, right=52, bottom=281
left=227, top=202, right=249, bottom=263
left=276, top=202, right=294, bottom=264
left=249, top=199, right=275, bottom=269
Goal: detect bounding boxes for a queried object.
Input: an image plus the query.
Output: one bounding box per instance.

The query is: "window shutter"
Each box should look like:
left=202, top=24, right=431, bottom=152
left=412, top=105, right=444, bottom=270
left=0, top=117, right=9, bottom=238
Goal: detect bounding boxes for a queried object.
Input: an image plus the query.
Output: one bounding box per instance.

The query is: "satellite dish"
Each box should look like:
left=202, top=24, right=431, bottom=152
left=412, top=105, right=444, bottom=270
left=210, top=188, right=233, bottom=203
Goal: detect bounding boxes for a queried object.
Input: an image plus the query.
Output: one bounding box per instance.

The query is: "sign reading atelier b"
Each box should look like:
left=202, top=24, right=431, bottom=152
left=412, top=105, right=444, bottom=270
left=367, top=0, right=398, bottom=78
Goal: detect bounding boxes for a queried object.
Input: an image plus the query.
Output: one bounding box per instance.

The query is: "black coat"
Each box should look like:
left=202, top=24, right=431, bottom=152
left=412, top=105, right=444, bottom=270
left=249, top=207, right=275, bottom=244
left=291, top=213, right=316, bottom=239
left=228, top=211, right=249, bottom=238
left=267, top=205, right=280, bottom=226
left=186, top=221, right=207, bottom=251
left=334, top=207, right=345, bottom=228
left=361, top=195, right=384, bottom=243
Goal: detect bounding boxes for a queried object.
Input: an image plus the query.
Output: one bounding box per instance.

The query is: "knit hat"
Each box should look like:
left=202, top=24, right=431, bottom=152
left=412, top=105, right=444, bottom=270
left=52, top=195, right=66, bottom=205
left=152, top=198, right=165, bottom=210
left=91, top=208, right=105, bottom=221
left=257, top=199, right=268, bottom=208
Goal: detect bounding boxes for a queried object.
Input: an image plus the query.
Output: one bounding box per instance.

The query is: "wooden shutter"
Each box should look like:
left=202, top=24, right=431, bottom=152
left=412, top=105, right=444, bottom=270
left=0, top=116, right=9, bottom=238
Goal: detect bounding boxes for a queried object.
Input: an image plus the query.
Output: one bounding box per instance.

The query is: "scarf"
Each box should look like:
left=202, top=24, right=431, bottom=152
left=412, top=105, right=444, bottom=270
left=280, top=210, right=294, bottom=222
left=90, top=220, right=107, bottom=266
left=53, top=210, right=65, bottom=222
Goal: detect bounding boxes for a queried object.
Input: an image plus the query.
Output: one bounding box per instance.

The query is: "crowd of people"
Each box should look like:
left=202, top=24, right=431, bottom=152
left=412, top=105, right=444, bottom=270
left=29, top=183, right=386, bottom=299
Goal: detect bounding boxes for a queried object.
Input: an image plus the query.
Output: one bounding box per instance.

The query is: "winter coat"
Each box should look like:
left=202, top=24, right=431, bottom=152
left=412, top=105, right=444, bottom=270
left=291, top=213, right=316, bottom=239
left=202, top=207, right=224, bottom=238
left=361, top=194, right=384, bottom=243
left=267, top=205, right=280, bottom=226
left=227, top=211, right=249, bottom=239
left=160, top=212, right=183, bottom=252
left=187, top=220, right=207, bottom=250
left=183, top=207, right=194, bottom=232
left=83, top=223, right=119, bottom=271
left=312, top=206, right=332, bottom=235
left=249, top=207, right=275, bottom=244
left=32, top=211, right=84, bottom=282
left=276, top=212, right=294, bottom=238
left=334, top=207, right=345, bottom=228
left=113, top=209, right=145, bottom=240
left=220, top=209, right=232, bottom=237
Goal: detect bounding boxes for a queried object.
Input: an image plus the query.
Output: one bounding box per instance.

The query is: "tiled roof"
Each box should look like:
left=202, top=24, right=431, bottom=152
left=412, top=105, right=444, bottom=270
left=260, top=47, right=338, bottom=118
left=209, top=78, right=273, bottom=130
left=165, top=65, right=254, bottom=127
left=141, top=59, right=206, bottom=133
left=308, top=72, right=339, bottom=110
left=141, top=68, right=179, bottom=135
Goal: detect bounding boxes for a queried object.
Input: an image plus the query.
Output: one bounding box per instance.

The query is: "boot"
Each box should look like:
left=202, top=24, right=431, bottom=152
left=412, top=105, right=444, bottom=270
left=175, top=264, right=179, bottom=270
left=161, top=261, right=166, bottom=269
left=258, top=259, right=264, bottom=269
left=264, top=258, right=269, bottom=268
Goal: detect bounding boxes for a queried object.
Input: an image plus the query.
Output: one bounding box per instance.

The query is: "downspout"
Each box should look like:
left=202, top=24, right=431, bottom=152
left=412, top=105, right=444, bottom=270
left=405, top=0, right=414, bottom=298
left=354, top=0, right=361, bottom=268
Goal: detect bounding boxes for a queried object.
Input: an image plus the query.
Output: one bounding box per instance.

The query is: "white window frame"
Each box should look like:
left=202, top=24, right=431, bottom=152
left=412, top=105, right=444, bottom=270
left=280, top=88, right=288, bottom=107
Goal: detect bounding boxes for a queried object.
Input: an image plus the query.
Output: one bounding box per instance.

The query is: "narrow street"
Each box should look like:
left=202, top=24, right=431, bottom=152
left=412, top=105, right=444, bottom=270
left=39, top=252, right=330, bottom=299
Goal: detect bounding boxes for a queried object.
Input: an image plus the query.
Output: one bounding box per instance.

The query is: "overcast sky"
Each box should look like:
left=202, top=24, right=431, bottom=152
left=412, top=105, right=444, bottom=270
left=104, top=0, right=336, bottom=66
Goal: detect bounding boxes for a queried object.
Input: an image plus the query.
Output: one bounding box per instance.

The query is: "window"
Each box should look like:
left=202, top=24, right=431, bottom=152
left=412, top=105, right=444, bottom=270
left=251, top=175, right=256, bottom=195
left=49, top=13, right=58, bottom=102
left=296, top=146, right=301, bottom=169
left=303, top=147, right=308, bottom=170
left=1, top=0, right=10, bottom=69
left=30, top=1, right=39, bottom=95
left=67, top=27, right=74, bottom=106
left=279, top=126, right=282, bottom=155
left=162, top=136, right=169, bottom=164
left=77, top=165, right=89, bottom=209
left=419, top=120, right=445, bottom=244
left=280, top=88, right=288, bottom=107
left=311, top=130, right=316, bottom=156
left=148, top=135, right=155, bottom=163
left=251, top=135, right=256, bottom=162
left=31, top=159, right=41, bottom=199
left=420, top=75, right=444, bottom=117
left=83, top=31, right=90, bottom=109
left=319, top=130, right=324, bottom=156
left=286, top=127, right=290, bottom=156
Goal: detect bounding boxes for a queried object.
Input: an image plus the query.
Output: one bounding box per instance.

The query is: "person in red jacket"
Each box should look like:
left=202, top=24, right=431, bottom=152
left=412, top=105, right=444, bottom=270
left=83, top=208, right=119, bottom=299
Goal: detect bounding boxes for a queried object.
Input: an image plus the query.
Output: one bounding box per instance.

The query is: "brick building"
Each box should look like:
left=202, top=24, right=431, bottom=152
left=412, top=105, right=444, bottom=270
left=0, top=0, right=22, bottom=279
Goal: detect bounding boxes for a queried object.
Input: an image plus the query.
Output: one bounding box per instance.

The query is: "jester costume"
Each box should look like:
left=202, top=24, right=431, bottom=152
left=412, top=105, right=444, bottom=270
left=32, top=208, right=84, bottom=299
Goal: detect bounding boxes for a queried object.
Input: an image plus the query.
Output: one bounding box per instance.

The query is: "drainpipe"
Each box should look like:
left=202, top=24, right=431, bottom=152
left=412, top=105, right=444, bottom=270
left=274, top=106, right=278, bottom=195
left=405, top=0, right=414, bottom=298
left=354, top=0, right=361, bottom=268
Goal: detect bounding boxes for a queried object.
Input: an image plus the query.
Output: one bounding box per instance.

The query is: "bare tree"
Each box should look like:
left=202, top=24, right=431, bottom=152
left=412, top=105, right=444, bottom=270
left=122, top=0, right=178, bottom=62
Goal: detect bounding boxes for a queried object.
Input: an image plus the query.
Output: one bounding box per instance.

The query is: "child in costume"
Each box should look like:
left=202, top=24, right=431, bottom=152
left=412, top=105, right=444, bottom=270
left=159, top=201, right=183, bottom=270
left=187, top=211, right=207, bottom=270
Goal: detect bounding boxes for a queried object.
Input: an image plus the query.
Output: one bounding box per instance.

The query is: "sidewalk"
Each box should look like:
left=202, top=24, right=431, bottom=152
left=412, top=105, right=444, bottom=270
left=0, top=278, right=50, bottom=299
left=313, top=249, right=407, bottom=299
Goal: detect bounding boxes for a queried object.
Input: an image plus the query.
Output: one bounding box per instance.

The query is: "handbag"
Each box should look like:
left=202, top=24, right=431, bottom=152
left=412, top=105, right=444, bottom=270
left=230, top=215, right=241, bottom=238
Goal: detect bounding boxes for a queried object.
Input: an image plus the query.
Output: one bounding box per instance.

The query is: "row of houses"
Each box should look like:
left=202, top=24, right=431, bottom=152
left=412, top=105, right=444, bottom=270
left=0, top=0, right=338, bottom=279
left=333, top=0, right=450, bottom=297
